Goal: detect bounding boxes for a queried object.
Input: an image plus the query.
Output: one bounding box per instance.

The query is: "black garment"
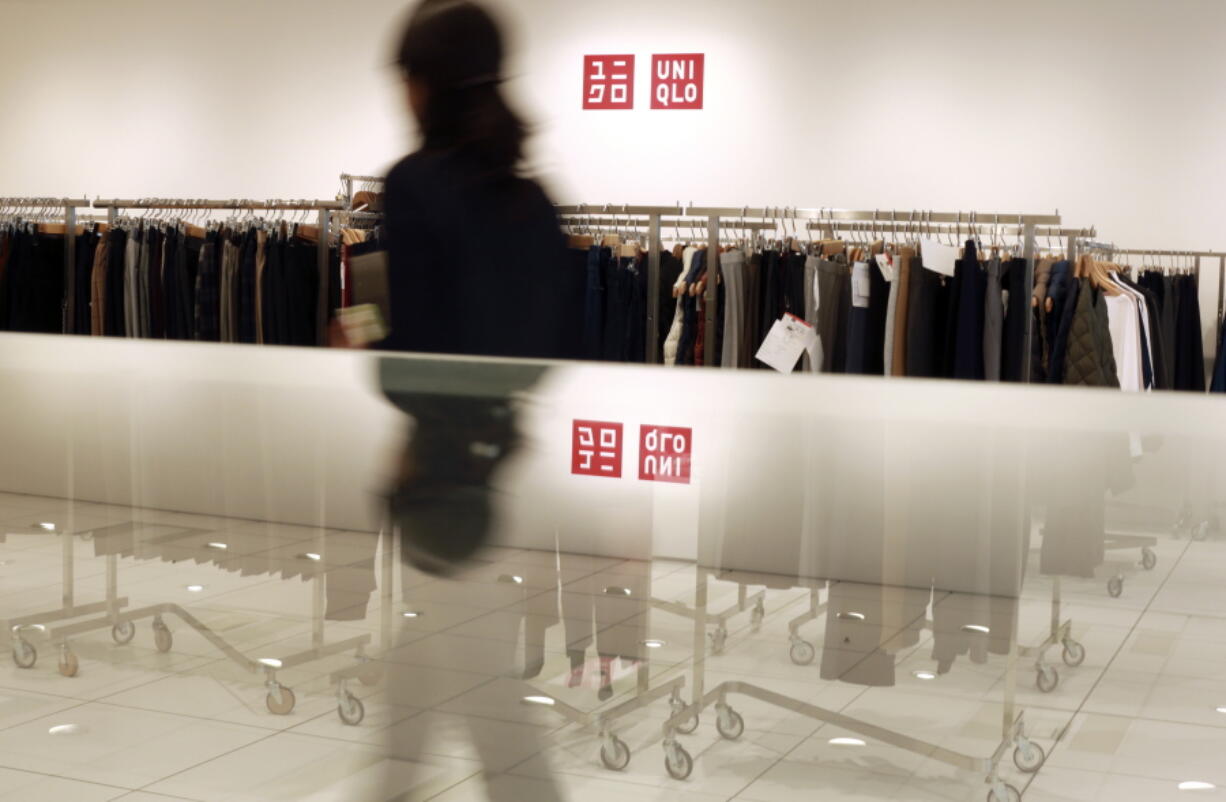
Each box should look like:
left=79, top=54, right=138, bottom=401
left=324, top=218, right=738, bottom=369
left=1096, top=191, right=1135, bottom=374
left=951, top=241, right=986, bottom=380
left=743, top=252, right=764, bottom=368
left=905, top=259, right=953, bottom=378
left=104, top=228, right=128, bottom=337
left=148, top=227, right=166, bottom=339
left=582, top=246, right=606, bottom=360
left=758, top=250, right=782, bottom=346
left=1126, top=276, right=1168, bottom=390
left=624, top=255, right=647, bottom=362
left=286, top=233, right=320, bottom=347
left=381, top=150, right=569, bottom=359
left=238, top=230, right=258, bottom=344
left=1047, top=276, right=1081, bottom=384
left=1000, top=257, right=1029, bottom=382
left=782, top=251, right=806, bottom=319
left=1173, top=274, right=1206, bottom=392
left=261, top=232, right=283, bottom=345
left=194, top=233, right=220, bottom=342
left=8, top=233, right=65, bottom=333
left=72, top=230, right=97, bottom=335
left=601, top=252, right=631, bottom=362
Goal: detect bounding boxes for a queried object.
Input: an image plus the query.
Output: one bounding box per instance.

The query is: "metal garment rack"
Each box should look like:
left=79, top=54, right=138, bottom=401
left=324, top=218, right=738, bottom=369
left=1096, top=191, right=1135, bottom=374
left=91, top=199, right=345, bottom=346
left=0, top=198, right=93, bottom=333
left=340, top=174, right=384, bottom=212
left=556, top=206, right=1062, bottom=372
left=1108, top=248, right=1226, bottom=323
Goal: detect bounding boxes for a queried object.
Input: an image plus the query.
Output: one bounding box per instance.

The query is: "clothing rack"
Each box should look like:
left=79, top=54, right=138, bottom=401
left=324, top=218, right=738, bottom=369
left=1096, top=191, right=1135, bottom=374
left=0, top=198, right=93, bottom=332
left=340, top=174, right=384, bottom=213
left=556, top=205, right=1061, bottom=373
left=1096, top=248, right=1226, bottom=323
left=91, top=198, right=344, bottom=346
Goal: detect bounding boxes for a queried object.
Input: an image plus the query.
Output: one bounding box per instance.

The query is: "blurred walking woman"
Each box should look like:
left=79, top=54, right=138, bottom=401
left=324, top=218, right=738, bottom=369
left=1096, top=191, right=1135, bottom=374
left=380, top=3, right=567, bottom=800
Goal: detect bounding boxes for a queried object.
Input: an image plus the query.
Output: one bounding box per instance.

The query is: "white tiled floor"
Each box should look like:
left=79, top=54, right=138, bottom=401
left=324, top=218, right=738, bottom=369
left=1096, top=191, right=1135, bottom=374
left=0, top=492, right=1223, bottom=800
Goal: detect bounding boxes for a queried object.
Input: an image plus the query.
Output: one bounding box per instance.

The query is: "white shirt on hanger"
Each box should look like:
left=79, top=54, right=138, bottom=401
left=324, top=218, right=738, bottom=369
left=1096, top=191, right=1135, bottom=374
left=1104, top=290, right=1143, bottom=392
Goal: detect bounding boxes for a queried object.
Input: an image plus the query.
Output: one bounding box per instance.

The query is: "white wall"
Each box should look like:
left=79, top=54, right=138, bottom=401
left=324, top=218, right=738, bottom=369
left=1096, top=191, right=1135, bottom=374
left=1, top=0, right=1223, bottom=343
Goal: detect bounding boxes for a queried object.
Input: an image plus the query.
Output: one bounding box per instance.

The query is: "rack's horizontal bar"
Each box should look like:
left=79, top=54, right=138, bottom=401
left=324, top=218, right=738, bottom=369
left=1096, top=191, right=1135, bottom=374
left=1112, top=248, right=1224, bottom=258
left=807, top=222, right=1094, bottom=239
left=0, top=198, right=92, bottom=208
left=340, top=174, right=385, bottom=183
left=555, top=205, right=1061, bottom=226
left=92, top=199, right=345, bottom=211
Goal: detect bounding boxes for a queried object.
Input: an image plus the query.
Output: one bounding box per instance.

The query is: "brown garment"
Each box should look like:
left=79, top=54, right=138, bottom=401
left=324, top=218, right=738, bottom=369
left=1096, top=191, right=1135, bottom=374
left=90, top=235, right=110, bottom=336
left=890, top=247, right=915, bottom=376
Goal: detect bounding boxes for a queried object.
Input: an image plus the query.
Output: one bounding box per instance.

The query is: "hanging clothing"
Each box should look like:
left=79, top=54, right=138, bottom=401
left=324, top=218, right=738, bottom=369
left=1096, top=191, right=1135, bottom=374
left=1172, top=274, right=1206, bottom=392
left=951, top=240, right=986, bottom=381
left=1062, top=278, right=1119, bottom=388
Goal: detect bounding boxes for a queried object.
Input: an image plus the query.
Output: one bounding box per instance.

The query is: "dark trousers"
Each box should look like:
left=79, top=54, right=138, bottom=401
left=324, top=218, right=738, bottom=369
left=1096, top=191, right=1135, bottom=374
left=816, top=259, right=848, bottom=374
left=906, top=261, right=952, bottom=378
left=582, top=246, right=606, bottom=360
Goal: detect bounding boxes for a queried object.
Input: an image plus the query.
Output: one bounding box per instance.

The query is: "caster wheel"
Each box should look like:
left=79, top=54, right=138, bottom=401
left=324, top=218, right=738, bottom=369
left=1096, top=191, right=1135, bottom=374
left=1062, top=639, right=1086, bottom=667
left=12, top=639, right=36, bottom=669
left=337, top=692, right=365, bottom=726
left=987, top=783, right=1021, bottom=802
left=266, top=685, right=296, bottom=715
left=153, top=620, right=173, bottom=653
left=1013, top=740, right=1046, bottom=773
left=1108, top=577, right=1123, bottom=598
left=58, top=650, right=79, bottom=678
left=1141, top=548, right=1157, bottom=571
left=789, top=639, right=816, bottom=666
left=671, top=701, right=699, bottom=735
left=111, top=620, right=135, bottom=645
left=709, top=627, right=727, bottom=655
left=1036, top=665, right=1059, bottom=693
left=716, top=707, right=745, bottom=741
left=664, top=743, right=693, bottom=780
left=600, top=735, right=631, bottom=771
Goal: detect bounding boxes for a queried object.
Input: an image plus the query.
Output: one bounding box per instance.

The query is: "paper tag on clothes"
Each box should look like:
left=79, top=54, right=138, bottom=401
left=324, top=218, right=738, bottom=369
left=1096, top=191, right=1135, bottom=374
left=875, top=253, right=895, bottom=282
left=920, top=238, right=957, bottom=277
left=852, top=262, right=871, bottom=308
left=756, top=314, right=818, bottom=374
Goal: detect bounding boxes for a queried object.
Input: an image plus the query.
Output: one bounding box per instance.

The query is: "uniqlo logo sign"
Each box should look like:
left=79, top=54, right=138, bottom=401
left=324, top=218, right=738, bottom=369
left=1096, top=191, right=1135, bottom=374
left=651, top=54, right=704, bottom=110
left=572, top=420, right=624, bottom=478
left=639, top=425, right=692, bottom=484
left=583, top=55, right=635, bottom=110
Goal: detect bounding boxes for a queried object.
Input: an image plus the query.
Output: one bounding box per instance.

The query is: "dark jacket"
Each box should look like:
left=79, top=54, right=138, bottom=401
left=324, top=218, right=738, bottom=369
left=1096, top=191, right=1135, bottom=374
left=1063, top=279, right=1119, bottom=388
left=381, top=150, right=572, bottom=359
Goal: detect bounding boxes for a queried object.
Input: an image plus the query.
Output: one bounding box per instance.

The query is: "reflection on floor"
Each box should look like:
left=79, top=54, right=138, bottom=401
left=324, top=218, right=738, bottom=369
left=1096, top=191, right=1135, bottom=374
left=0, top=491, right=1220, bottom=801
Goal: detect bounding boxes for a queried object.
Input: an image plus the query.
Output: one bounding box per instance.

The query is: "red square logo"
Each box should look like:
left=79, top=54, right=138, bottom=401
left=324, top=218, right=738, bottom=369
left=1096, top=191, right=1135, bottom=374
left=572, top=420, right=624, bottom=478
left=651, top=54, right=704, bottom=110
left=583, top=55, right=635, bottom=110
left=639, top=425, right=692, bottom=484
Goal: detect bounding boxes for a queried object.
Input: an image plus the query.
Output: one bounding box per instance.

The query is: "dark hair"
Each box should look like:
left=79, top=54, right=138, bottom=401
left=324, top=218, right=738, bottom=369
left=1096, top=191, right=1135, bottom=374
left=396, top=0, right=526, bottom=177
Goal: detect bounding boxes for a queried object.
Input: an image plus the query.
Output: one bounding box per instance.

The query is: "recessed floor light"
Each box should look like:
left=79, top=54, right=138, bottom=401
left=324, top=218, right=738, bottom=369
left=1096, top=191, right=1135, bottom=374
left=961, top=624, right=991, bottom=634
left=510, top=576, right=524, bottom=584
left=1178, top=781, right=1216, bottom=791
left=206, top=542, right=228, bottom=550
left=912, top=670, right=937, bottom=680
left=643, top=639, right=666, bottom=649
left=1216, top=706, right=1226, bottom=714
left=829, top=737, right=866, bottom=746
left=301, top=553, right=322, bottom=561
left=48, top=724, right=81, bottom=735
left=522, top=695, right=555, bottom=706
left=186, top=584, right=204, bottom=592
left=837, top=612, right=867, bottom=621
left=258, top=658, right=283, bottom=669
left=37, top=522, right=56, bottom=531
left=402, top=611, right=422, bottom=619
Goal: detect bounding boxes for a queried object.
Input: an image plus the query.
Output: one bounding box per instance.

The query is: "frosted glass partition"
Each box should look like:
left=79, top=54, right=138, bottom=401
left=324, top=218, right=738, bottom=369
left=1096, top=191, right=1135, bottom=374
left=0, top=333, right=1222, bottom=598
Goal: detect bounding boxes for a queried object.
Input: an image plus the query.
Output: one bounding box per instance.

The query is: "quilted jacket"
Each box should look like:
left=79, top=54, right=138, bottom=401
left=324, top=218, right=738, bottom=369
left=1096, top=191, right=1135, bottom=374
left=1063, top=278, right=1120, bottom=388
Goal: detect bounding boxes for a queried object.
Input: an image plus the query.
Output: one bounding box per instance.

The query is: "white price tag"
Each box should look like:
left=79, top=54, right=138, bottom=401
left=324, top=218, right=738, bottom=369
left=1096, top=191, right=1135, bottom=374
left=756, top=314, right=818, bottom=374
left=920, top=238, right=958, bottom=277
left=875, top=253, right=895, bottom=282
left=852, top=262, right=871, bottom=308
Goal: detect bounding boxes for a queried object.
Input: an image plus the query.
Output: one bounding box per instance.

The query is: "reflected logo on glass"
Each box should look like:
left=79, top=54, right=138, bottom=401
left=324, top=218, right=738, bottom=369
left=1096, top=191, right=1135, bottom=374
left=571, top=420, right=624, bottom=478
left=639, top=425, right=692, bottom=484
